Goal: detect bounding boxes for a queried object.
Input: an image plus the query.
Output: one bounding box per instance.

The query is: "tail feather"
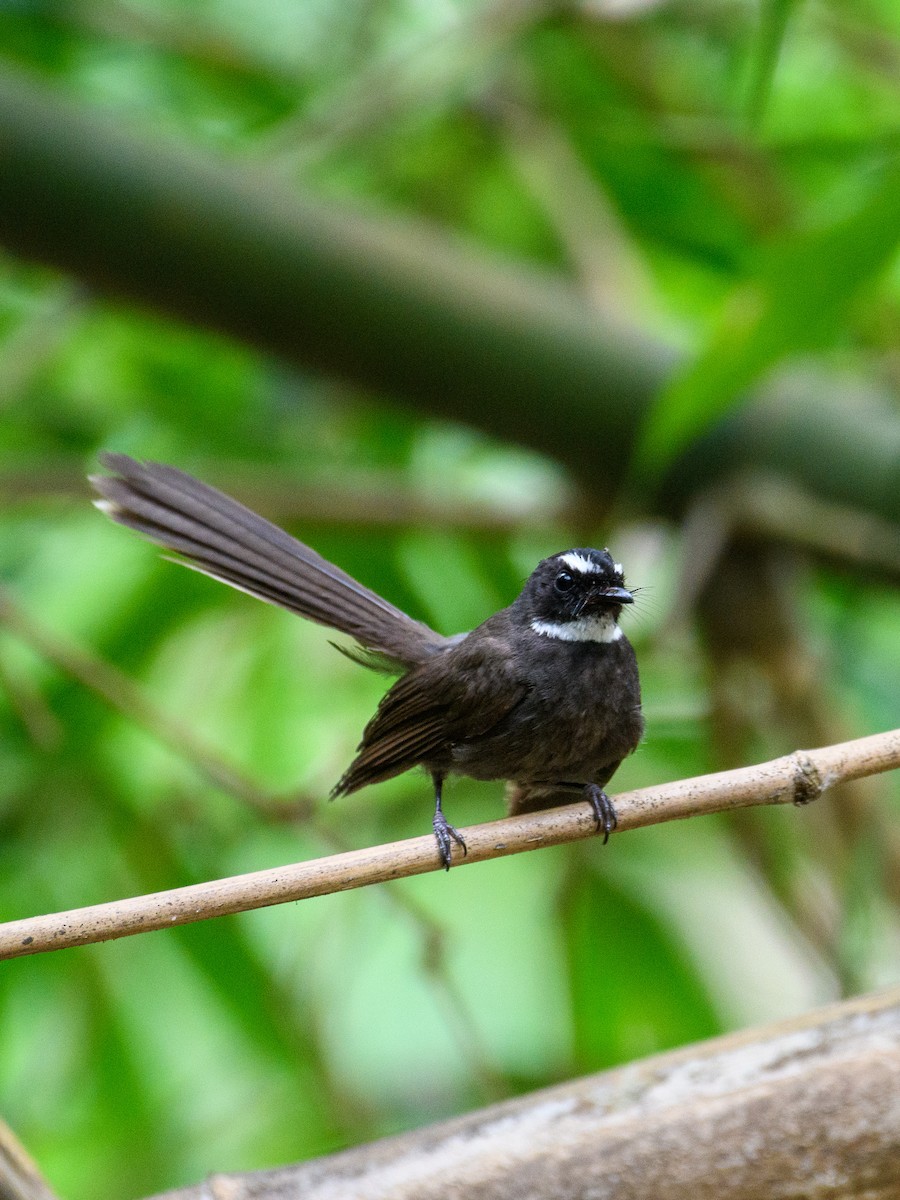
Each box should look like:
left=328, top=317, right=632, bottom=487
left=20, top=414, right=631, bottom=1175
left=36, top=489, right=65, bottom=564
left=92, top=454, right=446, bottom=668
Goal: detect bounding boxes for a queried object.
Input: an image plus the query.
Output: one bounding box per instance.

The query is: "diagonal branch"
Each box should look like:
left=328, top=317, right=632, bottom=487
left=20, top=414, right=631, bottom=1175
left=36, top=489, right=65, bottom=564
left=139, top=986, right=900, bottom=1200
left=0, top=1116, right=61, bottom=1200
left=1, top=729, right=897, bottom=962
left=0, top=588, right=517, bottom=1084
left=0, top=585, right=284, bottom=814
left=0, top=66, right=898, bottom=522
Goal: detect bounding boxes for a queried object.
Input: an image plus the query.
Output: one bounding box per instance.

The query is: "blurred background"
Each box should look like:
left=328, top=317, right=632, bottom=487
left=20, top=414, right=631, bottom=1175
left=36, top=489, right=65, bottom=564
left=0, top=2, right=898, bottom=1197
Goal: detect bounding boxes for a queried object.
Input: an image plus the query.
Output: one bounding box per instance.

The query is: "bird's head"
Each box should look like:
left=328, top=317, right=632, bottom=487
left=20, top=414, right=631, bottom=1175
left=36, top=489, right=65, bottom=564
left=519, top=549, right=633, bottom=643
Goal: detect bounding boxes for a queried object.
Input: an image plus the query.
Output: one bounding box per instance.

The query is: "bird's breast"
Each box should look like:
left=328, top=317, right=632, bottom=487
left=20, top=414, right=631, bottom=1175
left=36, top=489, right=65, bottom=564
left=451, top=635, right=643, bottom=784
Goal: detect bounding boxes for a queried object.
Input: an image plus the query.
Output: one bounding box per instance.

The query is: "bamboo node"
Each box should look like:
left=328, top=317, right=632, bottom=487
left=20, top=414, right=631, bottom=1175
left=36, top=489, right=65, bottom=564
left=790, top=751, right=824, bottom=806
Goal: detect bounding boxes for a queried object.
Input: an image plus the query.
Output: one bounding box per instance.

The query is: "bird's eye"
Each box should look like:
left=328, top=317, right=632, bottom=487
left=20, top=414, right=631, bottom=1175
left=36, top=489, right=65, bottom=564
left=554, top=570, right=575, bottom=593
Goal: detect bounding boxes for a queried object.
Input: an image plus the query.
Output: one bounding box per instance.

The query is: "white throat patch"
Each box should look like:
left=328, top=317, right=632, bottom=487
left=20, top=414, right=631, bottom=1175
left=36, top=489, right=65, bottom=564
left=558, top=551, right=601, bottom=576
left=531, top=615, right=623, bottom=643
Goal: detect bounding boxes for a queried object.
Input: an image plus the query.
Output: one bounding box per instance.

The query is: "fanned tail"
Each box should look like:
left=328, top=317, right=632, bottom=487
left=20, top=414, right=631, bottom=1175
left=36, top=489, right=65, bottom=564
left=91, top=454, right=446, bottom=669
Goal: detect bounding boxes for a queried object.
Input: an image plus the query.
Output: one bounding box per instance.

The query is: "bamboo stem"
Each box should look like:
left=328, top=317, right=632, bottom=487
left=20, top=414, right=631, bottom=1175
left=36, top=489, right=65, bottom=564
left=1, top=729, right=897, bottom=961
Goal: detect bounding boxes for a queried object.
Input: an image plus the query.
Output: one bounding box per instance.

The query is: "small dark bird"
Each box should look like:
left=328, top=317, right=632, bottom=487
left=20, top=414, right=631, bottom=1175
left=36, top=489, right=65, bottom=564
left=91, top=455, right=643, bottom=868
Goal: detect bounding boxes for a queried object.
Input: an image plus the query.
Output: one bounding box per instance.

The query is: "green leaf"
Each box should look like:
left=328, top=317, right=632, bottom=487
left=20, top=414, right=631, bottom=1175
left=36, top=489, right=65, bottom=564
left=560, top=856, right=721, bottom=1071
left=634, top=160, right=900, bottom=480
left=746, top=0, right=803, bottom=127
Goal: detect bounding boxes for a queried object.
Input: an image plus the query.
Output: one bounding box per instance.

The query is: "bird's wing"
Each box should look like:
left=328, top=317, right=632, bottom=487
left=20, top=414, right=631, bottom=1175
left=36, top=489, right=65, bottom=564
left=331, top=635, right=527, bottom=795
left=92, top=454, right=448, bottom=670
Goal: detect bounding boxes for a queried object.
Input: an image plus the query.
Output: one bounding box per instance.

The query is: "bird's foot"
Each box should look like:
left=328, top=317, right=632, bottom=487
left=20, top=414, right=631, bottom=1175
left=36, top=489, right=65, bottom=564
left=433, top=810, right=467, bottom=871
left=585, top=784, right=617, bottom=844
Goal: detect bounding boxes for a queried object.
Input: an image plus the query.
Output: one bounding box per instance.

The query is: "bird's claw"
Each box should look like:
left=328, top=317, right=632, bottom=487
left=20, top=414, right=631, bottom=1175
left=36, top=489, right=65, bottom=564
left=586, top=784, right=617, bottom=844
left=433, top=811, right=467, bottom=871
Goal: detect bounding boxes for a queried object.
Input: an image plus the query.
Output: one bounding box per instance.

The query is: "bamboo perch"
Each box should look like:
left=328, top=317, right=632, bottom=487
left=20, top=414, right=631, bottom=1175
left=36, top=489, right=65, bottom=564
left=0, top=729, right=897, bottom=961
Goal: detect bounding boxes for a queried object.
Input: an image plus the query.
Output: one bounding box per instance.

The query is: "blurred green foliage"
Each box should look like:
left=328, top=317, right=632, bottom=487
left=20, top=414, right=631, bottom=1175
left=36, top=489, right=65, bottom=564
left=0, top=2, right=898, bottom=1198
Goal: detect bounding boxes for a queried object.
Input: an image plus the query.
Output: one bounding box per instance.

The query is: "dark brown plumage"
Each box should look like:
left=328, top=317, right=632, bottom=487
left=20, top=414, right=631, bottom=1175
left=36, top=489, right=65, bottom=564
left=92, top=455, right=643, bottom=868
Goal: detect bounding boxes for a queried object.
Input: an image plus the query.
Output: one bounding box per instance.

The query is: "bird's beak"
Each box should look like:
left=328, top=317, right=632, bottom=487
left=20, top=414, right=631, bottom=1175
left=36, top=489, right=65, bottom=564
left=592, top=586, right=634, bottom=607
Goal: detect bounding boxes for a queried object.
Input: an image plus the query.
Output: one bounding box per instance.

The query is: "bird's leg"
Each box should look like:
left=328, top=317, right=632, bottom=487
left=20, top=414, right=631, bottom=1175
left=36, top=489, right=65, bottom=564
left=432, top=772, right=467, bottom=871
left=549, top=780, right=618, bottom=845
left=583, top=783, right=617, bottom=844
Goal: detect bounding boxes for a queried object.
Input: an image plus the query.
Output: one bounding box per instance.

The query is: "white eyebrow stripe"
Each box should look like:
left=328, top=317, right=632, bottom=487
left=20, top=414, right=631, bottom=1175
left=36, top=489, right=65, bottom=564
left=559, top=551, right=601, bottom=575
left=613, top=562, right=623, bottom=575
left=531, top=616, right=623, bottom=643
